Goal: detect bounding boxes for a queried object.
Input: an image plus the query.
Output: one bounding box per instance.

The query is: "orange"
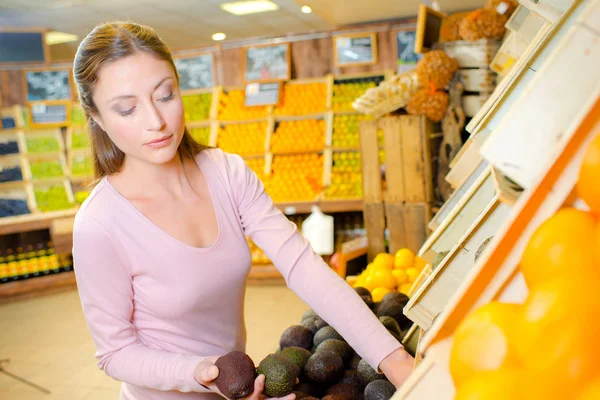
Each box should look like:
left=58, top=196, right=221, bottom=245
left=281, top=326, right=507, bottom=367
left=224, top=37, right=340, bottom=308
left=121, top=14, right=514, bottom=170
left=369, top=268, right=396, bottom=291
left=517, top=278, right=600, bottom=363
left=405, top=267, right=420, bottom=282
left=450, top=302, right=521, bottom=386
left=394, top=248, right=415, bottom=269
left=362, top=274, right=377, bottom=292
left=520, top=208, right=598, bottom=288
left=454, top=369, right=523, bottom=400
left=392, top=269, right=408, bottom=286
left=579, top=379, right=600, bottom=400
left=373, top=253, right=395, bottom=270
left=399, top=282, right=413, bottom=295
left=371, top=287, right=391, bottom=302
left=577, top=134, right=600, bottom=215
left=414, top=256, right=427, bottom=271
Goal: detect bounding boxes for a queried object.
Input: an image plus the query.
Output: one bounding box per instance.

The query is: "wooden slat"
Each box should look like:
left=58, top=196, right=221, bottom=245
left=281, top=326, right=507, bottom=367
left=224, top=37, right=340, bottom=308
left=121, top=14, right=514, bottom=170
left=402, top=116, right=430, bottom=203
left=364, top=202, right=386, bottom=261
left=381, top=117, right=405, bottom=202
left=359, top=120, right=383, bottom=203
left=0, top=271, right=77, bottom=305
left=385, top=201, right=407, bottom=254
left=405, top=202, right=431, bottom=254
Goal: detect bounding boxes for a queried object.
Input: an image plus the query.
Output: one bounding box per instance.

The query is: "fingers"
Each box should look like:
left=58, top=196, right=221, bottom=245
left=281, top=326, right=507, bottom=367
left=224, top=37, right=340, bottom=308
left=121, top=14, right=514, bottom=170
left=198, top=365, right=220, bottom=385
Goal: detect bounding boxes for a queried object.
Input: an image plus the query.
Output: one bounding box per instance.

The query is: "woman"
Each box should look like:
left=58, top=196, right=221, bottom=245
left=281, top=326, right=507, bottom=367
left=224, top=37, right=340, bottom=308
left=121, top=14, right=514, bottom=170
left=72, top=21, right=414, bottom=400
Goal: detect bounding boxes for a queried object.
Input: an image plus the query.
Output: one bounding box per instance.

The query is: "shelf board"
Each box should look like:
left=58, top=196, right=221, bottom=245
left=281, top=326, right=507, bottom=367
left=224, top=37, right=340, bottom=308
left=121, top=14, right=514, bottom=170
left=332, top=146, right=361, bottom=152
left=271, top=149, right=325, bottom=156
left=187, top=120, right=212, bottom=128
left=247, top=264, right=285, bottom=285
left=273, top=112, right=327, bottom=122
left=332, top=110, right=362, bottom=115
left=219, top=117, right=268, bottom=125
left=0, top=270, right=77, bottom=305
left=0, top=209, right=77, bottom=236
left=274, top=199, right=363, bottom=214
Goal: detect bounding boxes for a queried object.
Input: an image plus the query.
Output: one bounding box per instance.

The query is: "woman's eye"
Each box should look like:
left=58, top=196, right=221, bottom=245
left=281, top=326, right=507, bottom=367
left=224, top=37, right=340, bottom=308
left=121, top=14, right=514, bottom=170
left=159, top=93, right=174, bottom=102
left=119, top=107, right=135, bottom=117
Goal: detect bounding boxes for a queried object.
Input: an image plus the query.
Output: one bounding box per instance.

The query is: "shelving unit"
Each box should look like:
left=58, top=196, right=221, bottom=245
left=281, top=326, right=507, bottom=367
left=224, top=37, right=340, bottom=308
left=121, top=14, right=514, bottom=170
left=393, top=0, right=599, bottom=397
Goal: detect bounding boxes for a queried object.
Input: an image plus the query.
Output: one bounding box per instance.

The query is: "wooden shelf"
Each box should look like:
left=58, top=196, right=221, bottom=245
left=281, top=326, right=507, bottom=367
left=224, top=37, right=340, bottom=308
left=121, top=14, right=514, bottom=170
left=0, top=270, right=77, bottom=304
left=271, top=149, right=325, bottom=156
left=247, top=264, right=285, bottom=285
left=273, top=112, right=327, bottom=122
left=0, top=209, right=77, bottom=236
left=274, top=199, right=363, bottom=214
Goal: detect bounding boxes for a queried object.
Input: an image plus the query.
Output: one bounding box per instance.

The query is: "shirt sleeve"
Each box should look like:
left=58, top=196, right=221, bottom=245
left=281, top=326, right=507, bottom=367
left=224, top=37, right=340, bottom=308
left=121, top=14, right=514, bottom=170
left=226, top=153, right=402, bottom=370
left=72, top=214, right=210, bottom=393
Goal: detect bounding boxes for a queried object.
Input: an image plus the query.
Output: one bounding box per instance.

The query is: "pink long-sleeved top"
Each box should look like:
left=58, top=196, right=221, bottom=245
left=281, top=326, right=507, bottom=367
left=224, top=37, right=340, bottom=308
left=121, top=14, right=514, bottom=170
left=72, top=148, right=402, bottom=399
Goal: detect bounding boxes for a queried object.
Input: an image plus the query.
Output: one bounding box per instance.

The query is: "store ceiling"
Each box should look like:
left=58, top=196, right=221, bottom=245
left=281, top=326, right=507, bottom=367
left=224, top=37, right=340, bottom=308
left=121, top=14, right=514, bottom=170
left=0, top=0, right=482, bottom=61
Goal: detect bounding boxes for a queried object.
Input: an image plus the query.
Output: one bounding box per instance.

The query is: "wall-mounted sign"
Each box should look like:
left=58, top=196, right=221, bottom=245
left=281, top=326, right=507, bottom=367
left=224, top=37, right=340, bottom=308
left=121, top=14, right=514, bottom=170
left=334, top=33, right=378, bottom=67
left=244, top=44, right=291, bottom=83
left=174, top=53, right=214, bottom=91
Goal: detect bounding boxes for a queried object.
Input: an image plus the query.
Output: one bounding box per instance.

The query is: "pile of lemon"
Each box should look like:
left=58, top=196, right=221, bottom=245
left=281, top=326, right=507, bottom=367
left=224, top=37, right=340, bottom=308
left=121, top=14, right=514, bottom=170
left=450, top=134, right=600, bottom=399
left=353, top=248, right=427, bottom=301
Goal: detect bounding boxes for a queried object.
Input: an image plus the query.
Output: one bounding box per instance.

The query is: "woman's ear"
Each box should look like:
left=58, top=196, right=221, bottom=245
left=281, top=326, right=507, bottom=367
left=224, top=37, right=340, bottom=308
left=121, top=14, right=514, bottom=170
left=90, top=112, right=105, bottom=131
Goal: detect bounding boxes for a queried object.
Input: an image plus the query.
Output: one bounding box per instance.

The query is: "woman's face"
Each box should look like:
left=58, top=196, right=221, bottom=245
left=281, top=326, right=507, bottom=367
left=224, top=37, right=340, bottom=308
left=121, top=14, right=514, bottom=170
left=91, top=51, right=185, bottom=166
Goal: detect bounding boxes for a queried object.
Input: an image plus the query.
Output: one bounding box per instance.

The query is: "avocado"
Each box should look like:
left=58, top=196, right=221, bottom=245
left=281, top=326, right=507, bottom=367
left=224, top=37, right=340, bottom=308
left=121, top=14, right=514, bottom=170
left=279, top=347, right=312, bottom=370
left=302, top=397, right=319, bottom=400
left=379, top=316, right=402, bottom=336
left=357, top=359, right=386, bottom=385
left=347, top=353, right=362, bottom=369
left=302, top=309, right=319, bottom=321
left=257, top=354, right=298, bottom=397
left=294, top=382, right=319, bottom=397
left=361, top=295, right=375, bottom=310
left=293, top=391, right=311, bottom=399
left=376, top=301, right=412, bottom=330
left=381, top=292, right=409, bottom=307
left=315, top=318, right=329, bottom=330
left=316, top=339, right=352, bottom=363
left=354, top=287, right=371, bottom=297
left=364, top=380, right=396, bottom=400
left=314, top=326, right=344, bottom=347
left=326, top=383, right=364, bottom=400
left=339, top=369, right=365, bottom=389
left=214, top=351, right=256, bottom=399
left=280, top=325, right=314, bottom=350
left=322, top=396, right=344, bottom=400
left=304, top=352, right=345, bottom=383
left=301, top=316, right=320, bottom=334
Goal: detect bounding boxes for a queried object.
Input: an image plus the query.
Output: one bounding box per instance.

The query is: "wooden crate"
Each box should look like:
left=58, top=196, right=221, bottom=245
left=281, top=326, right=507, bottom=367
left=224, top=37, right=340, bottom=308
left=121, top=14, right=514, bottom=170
left=25, top=153, right=69, bottom=184
left=22, top=128, right=65, bottom=156
left=385, top=201, right=431, bottom=255
left=436, top=39, right=501, bottom=68
left=0, top=154, right=30, bottom=189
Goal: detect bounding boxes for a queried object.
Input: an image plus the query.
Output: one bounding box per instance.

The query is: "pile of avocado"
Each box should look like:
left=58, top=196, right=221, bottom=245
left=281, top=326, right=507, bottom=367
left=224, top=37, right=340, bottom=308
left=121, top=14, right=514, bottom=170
left=214, top=287, right=411, bottom=400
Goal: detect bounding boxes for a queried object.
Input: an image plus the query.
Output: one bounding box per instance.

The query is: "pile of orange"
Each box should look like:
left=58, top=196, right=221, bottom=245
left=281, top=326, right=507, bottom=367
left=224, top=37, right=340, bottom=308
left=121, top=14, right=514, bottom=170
left=218, top=90, right=269, bottom=120
left=274, top=83, right=327, bottom=116
left=263, top=154, right=323, bottom=202
left=332, top=114, right=374, bottom=149
left=217, top=122, right=267, bottom=156
left=352, top=249, right=428, bottom=299
left=451, top=134, right=600, bottom=399
left=246, top=237, right=270, bottom=264
left=326, top=151, right=362, bottom=199
left=271, top=119, right=326, bottom=153
left=245, top=158, right=267, bottom=180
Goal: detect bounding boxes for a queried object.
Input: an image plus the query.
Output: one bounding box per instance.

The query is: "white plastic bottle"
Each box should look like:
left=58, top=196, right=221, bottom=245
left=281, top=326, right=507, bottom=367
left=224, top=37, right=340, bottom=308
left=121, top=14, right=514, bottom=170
left=302, top=205, right=334, bottom=255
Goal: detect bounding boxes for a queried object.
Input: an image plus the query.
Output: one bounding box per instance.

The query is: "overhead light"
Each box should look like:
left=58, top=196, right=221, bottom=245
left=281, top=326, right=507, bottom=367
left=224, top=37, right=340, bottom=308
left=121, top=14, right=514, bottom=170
left=212, top=32, right=227, bottom=41
left=45, top=31, right=79, bottom=45
left=221, top=0, right=279, bottom=16
left=301, top=5, right=312, bottom=14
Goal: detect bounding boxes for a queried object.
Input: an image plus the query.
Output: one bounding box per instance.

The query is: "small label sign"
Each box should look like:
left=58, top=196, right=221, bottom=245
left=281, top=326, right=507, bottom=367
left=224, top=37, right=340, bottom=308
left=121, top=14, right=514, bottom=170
left=244, top=82, right=281, bottom=107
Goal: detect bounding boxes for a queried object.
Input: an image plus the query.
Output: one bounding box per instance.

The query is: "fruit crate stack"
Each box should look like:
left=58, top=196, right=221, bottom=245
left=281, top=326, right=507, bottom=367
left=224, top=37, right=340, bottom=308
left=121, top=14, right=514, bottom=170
left=67, top=104, right=95, bottom=206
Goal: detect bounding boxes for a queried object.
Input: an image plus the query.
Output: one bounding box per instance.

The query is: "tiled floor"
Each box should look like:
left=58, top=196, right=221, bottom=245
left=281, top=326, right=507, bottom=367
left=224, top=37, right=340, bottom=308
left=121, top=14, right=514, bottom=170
left=0, top=285, right=308, bottom=400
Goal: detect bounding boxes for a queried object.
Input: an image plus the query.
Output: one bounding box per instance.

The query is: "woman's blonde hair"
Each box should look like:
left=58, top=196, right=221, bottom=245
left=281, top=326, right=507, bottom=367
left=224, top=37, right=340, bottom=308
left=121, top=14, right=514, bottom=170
left=73, top=21, right=205, bottom=178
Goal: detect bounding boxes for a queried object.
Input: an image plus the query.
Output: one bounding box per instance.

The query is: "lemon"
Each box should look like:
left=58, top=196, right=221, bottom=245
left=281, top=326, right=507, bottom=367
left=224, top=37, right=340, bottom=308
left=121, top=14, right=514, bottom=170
left=371, top=287, right=391, bottom=302
left=406, top=267, right=420, bottom=282
left=373, top=253, right=394, bottom=270
left=369, top=268, right=396, bottom=290
left=394, top=248, right=415, bottom=269
left=399, top=283, right=413, bottom=295
left=392, top=269, right=408, bottom=286
left=414, top=256, right=427, bottom=271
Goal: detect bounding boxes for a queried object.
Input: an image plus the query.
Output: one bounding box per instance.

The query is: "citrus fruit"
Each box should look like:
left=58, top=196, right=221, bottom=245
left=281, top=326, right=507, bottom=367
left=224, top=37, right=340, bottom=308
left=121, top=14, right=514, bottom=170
left=405, top=267, right=420, bottom=282
left=520, top=208, right=598, bottom=288
left=394, top=248, right=415, bottom=269
left=392, top=269, right=408, bottom=286
left=362, top=275, right=377, bottom=292
left=373, top=253, right=395, bottom=270
left=371, top=287, right=391, bottom=302
left=399, top=283, right=413, bottom=295
left=454, top=368, right=522, bottom=400
left=369, top=268, right=396, bottom=291
left=353, top=274, right=366, bottom=289
left=414, top=256, right=427, bottom=271
left=577, top=134, right=600, bottom=215
left=579, top=379, right=600, bottom=400
left=517, top=278, right=600, bottom=363
left=450, top=302, right=521, bottom=386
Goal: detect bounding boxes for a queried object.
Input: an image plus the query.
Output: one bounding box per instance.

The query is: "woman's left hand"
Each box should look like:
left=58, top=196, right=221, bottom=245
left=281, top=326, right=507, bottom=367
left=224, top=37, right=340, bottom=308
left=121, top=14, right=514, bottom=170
left=378, top=348, right=415, bottom=388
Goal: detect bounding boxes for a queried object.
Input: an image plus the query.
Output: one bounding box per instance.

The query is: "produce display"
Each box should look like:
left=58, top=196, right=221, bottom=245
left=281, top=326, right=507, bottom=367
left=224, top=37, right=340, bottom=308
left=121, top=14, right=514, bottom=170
left=34, top=185, right=73, bottom=212
left=70, top=155, right=93, bottom=177
left=264, top=154, right=323, bottom=202
left=71, top=106, right=87, bottom=125
left=217, top=122, right=267, bottom=156
left=0, top=198, right=30, bottom=217
left=245, top=158, right=267, bottom=179
left=0, top=251, right=72, bottom=282
left=183, top=93, right=212, bottom=121
left=406, top=89, right=449, bottom=123
left=332, top=77, right=383, bottom=112
left=0, top=140, right=19, bottom=155
left=459, top=9, right=507, bottom=41
left=71, top=128, right=91, bottom=149
left=30, top=160, right=64, bottom=180
left=0, top=166, right=23, bottom=183
left=1, top=117, right=17, bottom=129
left=326, top=152, right=362, bottom=199
left=247, top=237, right=270, bottom=265
left=450, top=135, right=600, bottom=398
left=26, top=136, right=60, bottom=153
left=440, top=11, right=472, bottom=42
left=189, top=126, right=211, bottom=146
left=219, top=90, right=269, bottom=120
left=75, top=190, right=91, bottom=205
left=352, top=249, right=428, bottom=297
left=274, top=83, right=327, bottom=116
left=332, top=114, right=374, bottom=149
left=416, top=50, right=459, bottom=91
left=271, top=120, right=326, bottom=154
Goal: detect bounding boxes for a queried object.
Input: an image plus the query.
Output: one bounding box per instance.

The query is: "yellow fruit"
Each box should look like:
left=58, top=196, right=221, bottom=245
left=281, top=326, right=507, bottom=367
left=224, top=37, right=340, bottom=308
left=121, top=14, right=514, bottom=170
left=521, top=208, right=598, bottom=288
left=373, top=253, right=395, bottom=270
left=399, top=283, right=413, bottom=295
left=579, top=379, right=600, bottom=400
left=414, top=256, right=427, bottom=271
left=371, top=287, right=391, bottom=302
left=454, top=369, right=522, bottom=400
left=450, top=302, right=521, bottom=386
left=577, top=133, right=600, bottom=215
left=362, top=275, right=377, bottom=292
left=369, top=268, right=396, bottom=291
left=394, top=248, right=415, bottom=269
left=406, top=267, right=420, bottom=282
left=392, top=269, right=408, bottom=286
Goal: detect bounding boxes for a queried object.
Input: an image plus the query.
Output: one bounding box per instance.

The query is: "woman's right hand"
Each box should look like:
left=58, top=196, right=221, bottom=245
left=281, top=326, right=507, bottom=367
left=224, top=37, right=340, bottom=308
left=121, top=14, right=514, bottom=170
left=194, top=357, right=296, bottom=400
